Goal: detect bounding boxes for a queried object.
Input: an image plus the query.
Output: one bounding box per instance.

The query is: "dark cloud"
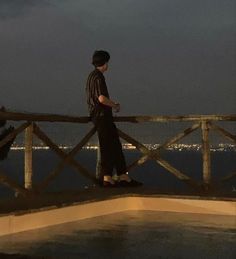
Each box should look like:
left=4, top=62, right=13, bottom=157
left=0, top=0, right=235, bottom=115
left=0, top=0, right=51, bottom=19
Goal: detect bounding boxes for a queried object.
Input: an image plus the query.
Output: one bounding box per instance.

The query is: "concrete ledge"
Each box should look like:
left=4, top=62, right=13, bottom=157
left=0, top=196, right=235, bottom=237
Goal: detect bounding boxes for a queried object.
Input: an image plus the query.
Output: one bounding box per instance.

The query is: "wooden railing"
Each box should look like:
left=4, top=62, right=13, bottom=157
left=0, top=110, right=236, bottom=196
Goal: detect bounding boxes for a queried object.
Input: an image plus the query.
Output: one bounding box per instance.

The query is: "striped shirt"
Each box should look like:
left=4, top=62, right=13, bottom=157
left=86, top=69, right=112, bottom=118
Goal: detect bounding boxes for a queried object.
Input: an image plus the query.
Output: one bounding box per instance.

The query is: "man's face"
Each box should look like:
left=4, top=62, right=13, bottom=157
left=97, top=62, right=109, bottom=73
left=103, top=62, right=109, bottom=72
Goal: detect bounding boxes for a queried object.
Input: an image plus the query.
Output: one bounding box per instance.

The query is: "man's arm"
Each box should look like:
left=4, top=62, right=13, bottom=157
left=98, top=95, right=120, bottom=112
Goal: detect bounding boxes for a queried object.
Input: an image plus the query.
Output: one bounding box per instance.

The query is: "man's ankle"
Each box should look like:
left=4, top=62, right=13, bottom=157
left=119, top=173, right=131, bottom=182
left=104, top=175, right=115, bottom=184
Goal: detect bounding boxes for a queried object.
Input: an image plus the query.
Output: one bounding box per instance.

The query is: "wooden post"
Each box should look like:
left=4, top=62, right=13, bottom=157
left=24, top=123, right=33, bottom=190
left=201, top=121, right=211, bottom=190
left=96, top=144, right=102, bottom=181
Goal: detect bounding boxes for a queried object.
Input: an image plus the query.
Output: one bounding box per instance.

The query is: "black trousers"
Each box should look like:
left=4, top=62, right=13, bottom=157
left=93, top=116, right=127, bottom=179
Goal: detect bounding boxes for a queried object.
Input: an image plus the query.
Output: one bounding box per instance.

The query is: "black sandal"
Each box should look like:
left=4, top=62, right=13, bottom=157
left=118, top=179, right=143, bottom=187
left=102, top=181, right=118, bottom=187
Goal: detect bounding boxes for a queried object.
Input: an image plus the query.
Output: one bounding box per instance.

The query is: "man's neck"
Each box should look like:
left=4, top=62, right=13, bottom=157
left=96, top=67, right=105, bottom=73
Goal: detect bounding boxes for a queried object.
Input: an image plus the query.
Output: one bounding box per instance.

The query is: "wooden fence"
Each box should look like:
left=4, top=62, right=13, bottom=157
left=0, top=110, right=236, bottom=196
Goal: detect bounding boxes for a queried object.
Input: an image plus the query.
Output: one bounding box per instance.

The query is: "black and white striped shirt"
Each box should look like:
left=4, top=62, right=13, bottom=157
left=86, top=69, right=112, bottom=118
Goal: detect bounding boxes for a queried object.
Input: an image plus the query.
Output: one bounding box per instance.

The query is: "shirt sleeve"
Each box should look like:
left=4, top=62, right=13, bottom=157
left=94, top=78, right=107, bottom=97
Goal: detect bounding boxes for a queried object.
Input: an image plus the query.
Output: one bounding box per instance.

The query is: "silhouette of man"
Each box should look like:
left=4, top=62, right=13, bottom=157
left=86, top=50, right=142, bottom=187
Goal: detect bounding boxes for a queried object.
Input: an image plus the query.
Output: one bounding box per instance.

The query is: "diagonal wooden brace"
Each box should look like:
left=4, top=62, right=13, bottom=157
left=33, top=124, right=97, bottom=182
left=210, top=123, right=236, bottom=144
left=157, top=122, right=200, bottom=150
left=117, top=128, right=200, bottom=189
left=35, top=125, right=97, bottom=191
left=0, top=169, right=30, bottom=197
left=127, top=154, right=150, bottom=172
left=221, top=171, right=236, bottom=182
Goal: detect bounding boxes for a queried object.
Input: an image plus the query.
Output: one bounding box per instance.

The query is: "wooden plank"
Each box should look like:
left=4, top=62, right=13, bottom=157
left=24, top=124, right=33, bottom=190
left=1, top=110, right=236, bottom=123
left=210, top=123, right=236, bottom=144
left=221, top=171, right=236, bottom=182
left=154, top=157, right=200, bottom=189
left=154, top=157, right=190, bottom=180
left=0, top=122, right=30, bottom=149
left=0, top=111, right=89, bottom=123
left=36, top=126, right=97, bottom=191
left=201, top=121, right=211, bottom=188
left=157, top=122, right=200, bottom=150
left=34, top=124, right=96, bottom=183
left=127, top=155, right=149, bottom=172
left=0, top=169, right=29, bottom=197
left=96, top=145, right=101, bottom=180
left=115, top=115, right=236, bottom=123
left=118, top=128, right=199, bottom=189
left=117, top=128, right=152, bottom=155
left=33, top=124, right=96, bottom=184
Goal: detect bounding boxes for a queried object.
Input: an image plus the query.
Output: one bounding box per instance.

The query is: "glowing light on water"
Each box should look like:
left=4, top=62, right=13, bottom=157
left=10, top=143, right=236, bottom=152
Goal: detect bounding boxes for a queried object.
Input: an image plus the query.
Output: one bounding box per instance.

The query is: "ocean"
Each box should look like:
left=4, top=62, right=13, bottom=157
left=0, top=149, right=235, bottom=198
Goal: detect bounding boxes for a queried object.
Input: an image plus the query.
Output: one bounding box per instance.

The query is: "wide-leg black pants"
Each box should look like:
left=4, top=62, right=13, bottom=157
left=93, top=116, right=127, bottom=179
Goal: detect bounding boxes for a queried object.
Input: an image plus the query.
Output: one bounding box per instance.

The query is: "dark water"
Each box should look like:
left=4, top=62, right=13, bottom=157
left=0, top=211, right=235, bottom=258
left=0, top=150, right=235, bottom=198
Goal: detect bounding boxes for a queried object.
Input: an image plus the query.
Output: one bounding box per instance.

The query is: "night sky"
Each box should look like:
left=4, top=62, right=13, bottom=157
left=0, top=0, right=235, bottom=116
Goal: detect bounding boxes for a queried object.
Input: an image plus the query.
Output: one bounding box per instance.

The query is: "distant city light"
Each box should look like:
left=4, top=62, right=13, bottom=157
left=10, top=143, right=236, bottom=152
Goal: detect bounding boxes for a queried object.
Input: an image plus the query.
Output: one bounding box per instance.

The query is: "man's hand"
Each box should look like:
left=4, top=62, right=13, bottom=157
left=98, top=95, right=121, bottom=112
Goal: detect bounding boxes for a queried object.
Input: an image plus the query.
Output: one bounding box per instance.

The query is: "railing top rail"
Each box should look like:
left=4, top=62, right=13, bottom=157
left=0, top=111, right=236, bottom=123
left=115, top=115, right=236, bottom=122
left=0, top=111, right=89, bottom=123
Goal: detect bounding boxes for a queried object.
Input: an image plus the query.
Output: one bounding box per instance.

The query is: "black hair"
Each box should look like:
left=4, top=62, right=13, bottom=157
left=92, top=50, right=110, bottom=67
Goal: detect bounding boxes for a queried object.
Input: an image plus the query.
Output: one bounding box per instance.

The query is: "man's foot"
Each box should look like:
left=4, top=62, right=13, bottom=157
left=103, top=181, right=117, bottom=187
left=118, top=173, right=143, bottom=187
left=102, top=175, right=117, bottom=187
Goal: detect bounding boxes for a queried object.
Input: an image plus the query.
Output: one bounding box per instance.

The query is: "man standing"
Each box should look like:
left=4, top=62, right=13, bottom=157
left=86, top=50, right=142, bottom=187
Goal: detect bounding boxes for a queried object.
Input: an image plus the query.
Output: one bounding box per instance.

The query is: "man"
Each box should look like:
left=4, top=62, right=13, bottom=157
left=86, top=50, right=142, bottom=187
